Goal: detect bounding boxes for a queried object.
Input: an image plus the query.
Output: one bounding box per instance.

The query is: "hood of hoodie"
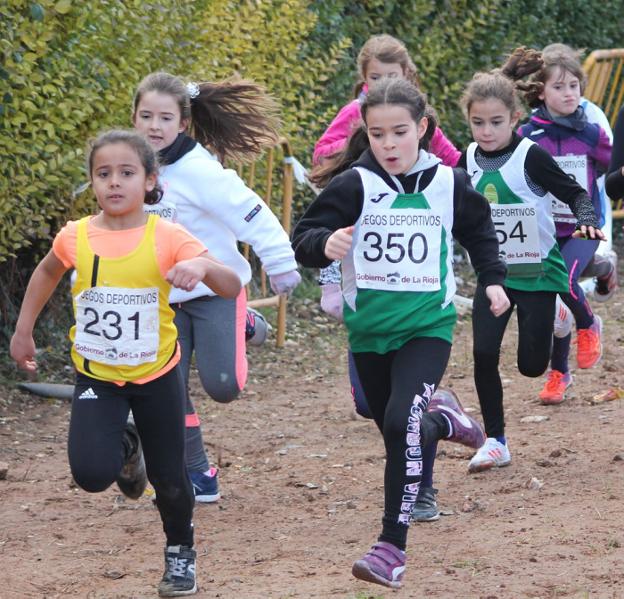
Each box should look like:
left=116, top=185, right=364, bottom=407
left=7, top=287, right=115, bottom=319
left=350, top=148, right=442, bottom=192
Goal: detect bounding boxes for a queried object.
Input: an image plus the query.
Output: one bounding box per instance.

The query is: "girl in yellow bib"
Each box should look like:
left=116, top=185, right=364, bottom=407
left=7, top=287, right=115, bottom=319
left=10, top=130, right=241, bottom=597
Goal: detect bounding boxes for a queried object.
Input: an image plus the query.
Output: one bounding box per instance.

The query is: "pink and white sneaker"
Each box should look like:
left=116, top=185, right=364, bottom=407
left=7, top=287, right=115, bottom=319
left=352, top=541, right=406, bottom=589
left=468, top=437, right=511, bottom=473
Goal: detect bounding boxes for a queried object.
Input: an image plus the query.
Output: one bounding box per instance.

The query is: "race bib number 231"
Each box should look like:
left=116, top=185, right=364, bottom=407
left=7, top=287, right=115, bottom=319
left=74, top=286, right=160, bottom=365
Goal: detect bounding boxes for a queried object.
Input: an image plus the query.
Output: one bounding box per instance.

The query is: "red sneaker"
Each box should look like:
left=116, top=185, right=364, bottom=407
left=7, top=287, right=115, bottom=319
left=576, top=315, right=602, bottom=369
left=539, top=370, right=573, bottom=405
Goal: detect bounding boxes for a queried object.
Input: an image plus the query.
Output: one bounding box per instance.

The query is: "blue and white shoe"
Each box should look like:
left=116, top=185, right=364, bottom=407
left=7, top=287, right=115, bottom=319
left=189, top=468, right=220, bottom=503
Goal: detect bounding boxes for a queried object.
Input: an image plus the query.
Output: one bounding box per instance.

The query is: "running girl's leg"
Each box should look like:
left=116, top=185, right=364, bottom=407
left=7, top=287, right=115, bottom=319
left=353, top=337, right=451, bottom=551
left=556, top=237, right=602, bottom=370
left=514, top=289, right=557, bottom=377
left=189, top=291, right=248, bottom=402
left=130, top=366, right=195, bottom=548
left=68, top=373, right=131, bottom=492
left=558, top=236, right=599, bottom=327
left=348, top=349, right=372, bottom=418
left=173, top=302, right=210, bottom=475
left=472, top=283, right=514, bottom=438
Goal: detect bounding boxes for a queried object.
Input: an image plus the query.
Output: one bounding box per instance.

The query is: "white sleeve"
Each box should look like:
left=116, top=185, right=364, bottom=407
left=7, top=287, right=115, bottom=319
left=581, top=98, right=613, bottom=142
left=201, top=164, right=298, bottom=276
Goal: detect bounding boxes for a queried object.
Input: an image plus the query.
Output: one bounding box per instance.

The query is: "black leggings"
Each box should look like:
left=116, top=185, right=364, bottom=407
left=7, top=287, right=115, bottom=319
left=68, top=366, right=194, bottom=547
left=353, top=336, right=451, bottom=551
left=472, top=284, right=556, bottom=438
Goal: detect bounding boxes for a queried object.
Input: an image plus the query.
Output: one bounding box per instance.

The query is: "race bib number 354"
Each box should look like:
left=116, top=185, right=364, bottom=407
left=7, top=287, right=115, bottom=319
left=74, top=286, right=160, bottom=365
left=353, top=208, right=442, bottom=292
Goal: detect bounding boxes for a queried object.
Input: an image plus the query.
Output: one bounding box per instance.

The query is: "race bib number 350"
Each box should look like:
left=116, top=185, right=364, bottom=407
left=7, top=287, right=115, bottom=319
left=353, top=208, right=442, bottom=292
left=74, top=286, right=160, bottom=365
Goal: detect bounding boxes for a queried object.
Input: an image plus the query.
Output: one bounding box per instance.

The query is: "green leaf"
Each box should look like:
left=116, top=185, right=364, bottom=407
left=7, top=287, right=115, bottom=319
left=54, top=0, right=72, bottom=15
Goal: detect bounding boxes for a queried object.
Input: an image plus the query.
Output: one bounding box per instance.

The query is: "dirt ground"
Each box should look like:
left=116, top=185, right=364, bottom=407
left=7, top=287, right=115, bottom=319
left=1, top=291, right=624, bottom=599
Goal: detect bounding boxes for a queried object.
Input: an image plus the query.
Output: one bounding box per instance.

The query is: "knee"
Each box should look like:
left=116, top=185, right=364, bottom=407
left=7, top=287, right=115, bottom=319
left=71, top=464, right=116, bottom=493
left=518, top=360, right=548, bottom=378
left=383, top=411, right=419, bottom=444
left=150, top=475, right=190, bottom=503
left=200, top=375, right=242, bottom=403
left=473, top=348, right=499, bottom=371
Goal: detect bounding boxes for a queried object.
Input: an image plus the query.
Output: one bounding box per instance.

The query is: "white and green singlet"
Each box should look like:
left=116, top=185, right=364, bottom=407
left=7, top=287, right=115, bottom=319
left=466, top=138, right=568, bottom=293
left=341, top=165, right=457, bottom=354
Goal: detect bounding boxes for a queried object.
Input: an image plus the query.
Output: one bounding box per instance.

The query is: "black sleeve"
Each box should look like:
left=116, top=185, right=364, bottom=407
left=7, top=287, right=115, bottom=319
left=524, top=144, right=598, bottom=227
left=291, top=169, right=364, bottom=268
left=456, top=151, right=467, bottom=170
left=451, top=168, right=507, bottom=288
left=606, top=105, right=624, bottom=200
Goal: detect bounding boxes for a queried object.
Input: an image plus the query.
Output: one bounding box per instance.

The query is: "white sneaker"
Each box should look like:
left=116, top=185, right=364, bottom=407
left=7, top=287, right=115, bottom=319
left=468, top=437, right=511, bottom=473
left=553, top=295, right=573, bottom=338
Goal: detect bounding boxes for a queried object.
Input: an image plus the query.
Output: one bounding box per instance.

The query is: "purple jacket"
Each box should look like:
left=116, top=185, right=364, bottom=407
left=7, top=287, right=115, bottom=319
left=519, top=108, right=611, bottom=236
left=313, top=95, right=461, bottom=168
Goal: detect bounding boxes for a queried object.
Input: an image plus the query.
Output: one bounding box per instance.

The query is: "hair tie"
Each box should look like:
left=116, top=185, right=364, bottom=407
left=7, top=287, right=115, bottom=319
left=186, top=81, right=200, bottom=99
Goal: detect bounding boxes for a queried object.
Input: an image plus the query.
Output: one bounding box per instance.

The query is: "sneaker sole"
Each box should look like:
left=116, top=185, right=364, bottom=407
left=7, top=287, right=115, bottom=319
left=158, top=582, right=197, bottom=597
left=352, top=561, right=402, bottom=589
left=539, top=396, right=566, bottom=405
left=411, top=512, right=441, bottom=523
left=468, top=459, right=511, bottom=474
left=593, top=289, right=616, bottom=303
left=194, top=492, right=220, bottom=503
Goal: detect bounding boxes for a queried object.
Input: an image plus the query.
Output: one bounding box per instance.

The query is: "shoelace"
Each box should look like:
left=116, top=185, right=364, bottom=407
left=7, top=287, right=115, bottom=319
left=544, top=371, right=565, bottom=392
left=166, top=556, right=193, bottom=578
left=576, top=328, right=598, bottom=353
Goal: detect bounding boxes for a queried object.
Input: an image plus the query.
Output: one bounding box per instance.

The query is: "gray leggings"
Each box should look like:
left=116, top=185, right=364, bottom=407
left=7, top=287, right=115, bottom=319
left=173, top=292, right=248, bottom=406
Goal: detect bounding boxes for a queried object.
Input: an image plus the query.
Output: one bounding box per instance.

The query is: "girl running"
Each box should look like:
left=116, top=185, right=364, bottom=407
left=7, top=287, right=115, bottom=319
left=132, top=72, right=301, bottom=501
left=518, top=44, right=613, bottom=404
left=293, top=78, right=508, bottom=589
left=459, top=48, right=605, bottom=473
left=10, top=130, right=241, bottom=596
left=312, top=35, right=462, bottom=521
left=313, top=33, right=460, bottom=167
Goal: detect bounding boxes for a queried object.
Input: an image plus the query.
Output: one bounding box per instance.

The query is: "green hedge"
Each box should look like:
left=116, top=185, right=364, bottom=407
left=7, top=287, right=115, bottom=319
left=2, top=0, right=624, bottom=350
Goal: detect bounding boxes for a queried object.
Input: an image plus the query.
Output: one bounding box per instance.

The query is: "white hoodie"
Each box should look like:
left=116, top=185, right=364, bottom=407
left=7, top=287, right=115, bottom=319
left=146, top=144, right=297, bottom=303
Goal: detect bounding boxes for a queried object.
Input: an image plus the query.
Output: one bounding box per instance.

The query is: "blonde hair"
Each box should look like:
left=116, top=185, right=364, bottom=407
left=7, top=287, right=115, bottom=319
left=354, top=34, right=420, bottom=97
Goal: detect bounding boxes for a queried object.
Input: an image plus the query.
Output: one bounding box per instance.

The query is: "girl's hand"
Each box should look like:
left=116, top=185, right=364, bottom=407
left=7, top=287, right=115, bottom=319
left=485, top=284, right=510, bottom=317
left=269, top=270, right=301, bottom=296
left=166, top=259, right=206, bottom=291
left=10, top=332, right=37, bottom=372
left=573, top=225, right=606, bottom=241
left=325, top=226, right=354, bottom=260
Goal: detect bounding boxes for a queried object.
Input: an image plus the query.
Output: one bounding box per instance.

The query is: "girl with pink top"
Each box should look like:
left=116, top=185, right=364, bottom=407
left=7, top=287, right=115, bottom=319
left=313, top=34, right=461, bottom=168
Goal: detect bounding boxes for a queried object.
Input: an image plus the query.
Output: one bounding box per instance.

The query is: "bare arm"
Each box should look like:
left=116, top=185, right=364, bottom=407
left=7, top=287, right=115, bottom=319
left=10, top=250, right=69, bottom=371
left=166, top=251, right=242, bottom=299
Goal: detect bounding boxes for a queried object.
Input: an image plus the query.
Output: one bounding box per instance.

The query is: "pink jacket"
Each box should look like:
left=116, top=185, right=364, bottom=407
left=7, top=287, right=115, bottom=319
left=313, top=97, right=461, bottom=167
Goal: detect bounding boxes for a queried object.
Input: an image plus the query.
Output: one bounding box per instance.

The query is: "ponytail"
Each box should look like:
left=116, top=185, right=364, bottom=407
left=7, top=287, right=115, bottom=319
left=134, top=72, right=281, bottom=164
left=461, top=47, right=544, bottom=117
left=190, top=79, right=281, bottom=163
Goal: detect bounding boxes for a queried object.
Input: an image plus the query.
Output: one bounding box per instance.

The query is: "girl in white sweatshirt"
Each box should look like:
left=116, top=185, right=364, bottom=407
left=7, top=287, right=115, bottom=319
left=133, top=72, right=300, bottom=501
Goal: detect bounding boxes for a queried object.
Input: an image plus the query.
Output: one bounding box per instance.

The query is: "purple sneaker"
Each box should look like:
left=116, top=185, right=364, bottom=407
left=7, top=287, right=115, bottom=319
left=428, top=388, right=485, bottom=449
left=352, top=542, right=406, bottom=589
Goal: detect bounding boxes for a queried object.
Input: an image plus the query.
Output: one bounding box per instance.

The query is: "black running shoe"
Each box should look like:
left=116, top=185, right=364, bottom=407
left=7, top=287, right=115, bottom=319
left=158, top=545, right=197, bottom=597
left=116, top=420, right=147, bottom=500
